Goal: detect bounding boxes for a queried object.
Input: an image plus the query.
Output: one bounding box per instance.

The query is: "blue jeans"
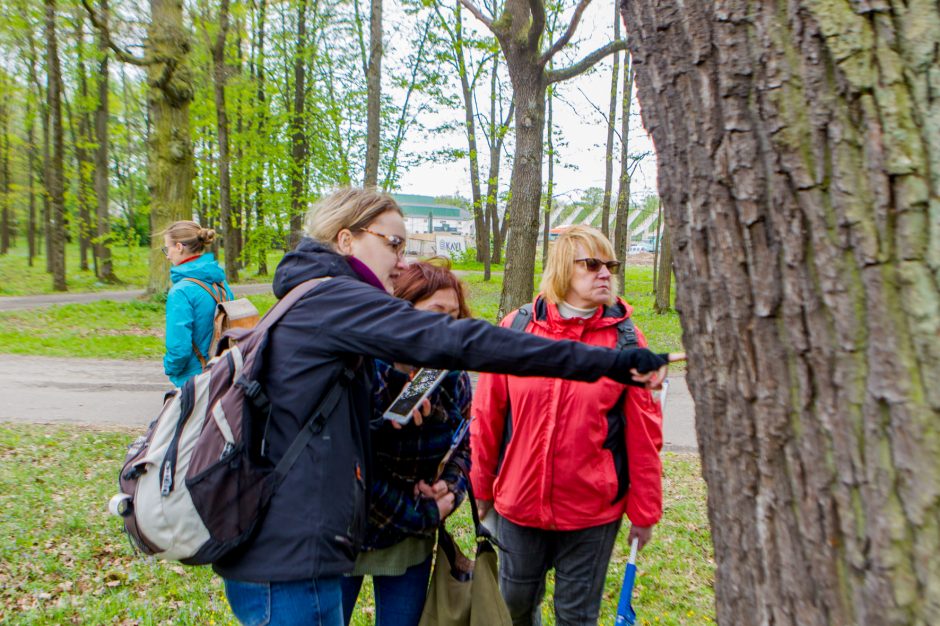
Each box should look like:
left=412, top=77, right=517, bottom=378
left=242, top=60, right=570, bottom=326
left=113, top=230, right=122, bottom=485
left=340, top=555, right=433, bottom=626
left=223, top=576, right=344, bottom=626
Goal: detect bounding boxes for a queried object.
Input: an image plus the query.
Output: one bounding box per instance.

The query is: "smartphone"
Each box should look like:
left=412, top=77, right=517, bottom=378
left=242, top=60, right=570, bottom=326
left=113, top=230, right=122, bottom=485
left=383, top=368, right=449, bottom=425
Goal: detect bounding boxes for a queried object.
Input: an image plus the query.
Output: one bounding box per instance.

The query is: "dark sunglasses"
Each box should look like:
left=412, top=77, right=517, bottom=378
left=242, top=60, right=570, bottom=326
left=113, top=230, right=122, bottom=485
left=361, top=227, right=406, bottom=257
left=575, top=257, right=621, bottom=272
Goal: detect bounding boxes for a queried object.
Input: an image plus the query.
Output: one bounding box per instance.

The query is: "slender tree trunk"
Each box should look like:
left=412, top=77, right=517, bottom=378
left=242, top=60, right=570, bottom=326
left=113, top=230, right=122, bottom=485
left=93, top=0, right=117, bottom=282
left=612, top=53, right=633, bottom=286
left=542, top=84, right=553, bottom=269
left=601, top=3, right=620, bottom=238
left=0, top=94, right=9, bottom=255
left=74, top=25, right=93, bottom=272
left=288, top=0, right=307, bottom=249
left=45, top=0, right=67, bottom=291
left=651, top=196, right=662, bottom=292
left=623, top=1, right=940, bottom=623
left=653, top=221, right=671, bottom=313
left=147, top=0, right=194, bottom=294
left=363, top=0, right=382, bottom=187
left=212, top=0, right=237, bottom=282
left=26, top=96, right=37, bottom=266
left=252, top=0, right=268, bottom=275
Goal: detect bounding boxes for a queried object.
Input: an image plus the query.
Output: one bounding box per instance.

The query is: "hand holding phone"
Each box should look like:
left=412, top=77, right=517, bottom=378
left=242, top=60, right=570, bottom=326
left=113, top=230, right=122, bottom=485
left=383, top=368, right=449, bottom=425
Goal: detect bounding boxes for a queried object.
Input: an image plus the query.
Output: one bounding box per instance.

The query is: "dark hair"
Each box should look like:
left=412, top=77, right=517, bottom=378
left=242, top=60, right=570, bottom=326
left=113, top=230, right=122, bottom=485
left=393, top=258, right=471, bottom=319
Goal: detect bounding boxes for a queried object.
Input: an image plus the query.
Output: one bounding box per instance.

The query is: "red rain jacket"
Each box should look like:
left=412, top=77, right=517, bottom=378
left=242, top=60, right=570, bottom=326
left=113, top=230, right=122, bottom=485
left=470, top=297, right=663, bottom=530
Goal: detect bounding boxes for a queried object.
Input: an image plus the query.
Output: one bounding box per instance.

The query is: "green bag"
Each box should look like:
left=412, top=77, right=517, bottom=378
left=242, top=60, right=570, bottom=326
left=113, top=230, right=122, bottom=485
left=418, top=482, right=511, bottom=626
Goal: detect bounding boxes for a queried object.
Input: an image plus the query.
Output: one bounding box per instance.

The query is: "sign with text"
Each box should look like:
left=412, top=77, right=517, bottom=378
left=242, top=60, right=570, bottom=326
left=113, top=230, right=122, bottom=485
left=435, top=235, right=466, bottom=258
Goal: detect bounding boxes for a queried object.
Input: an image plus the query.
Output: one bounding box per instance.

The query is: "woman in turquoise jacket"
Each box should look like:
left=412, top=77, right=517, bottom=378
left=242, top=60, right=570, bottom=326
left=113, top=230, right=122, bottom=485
left=161, top=221, right=233, bottom=387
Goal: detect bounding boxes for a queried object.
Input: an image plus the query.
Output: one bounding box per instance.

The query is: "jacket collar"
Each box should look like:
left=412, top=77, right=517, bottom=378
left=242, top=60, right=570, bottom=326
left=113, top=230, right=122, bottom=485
left=530, top=295, right=632, bottom=332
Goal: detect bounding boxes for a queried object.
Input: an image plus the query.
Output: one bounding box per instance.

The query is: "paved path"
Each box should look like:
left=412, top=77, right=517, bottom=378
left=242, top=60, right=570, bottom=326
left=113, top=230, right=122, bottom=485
left=0, top=283, right=275, bottom=312
left=0, top=355, right=698, bottom=452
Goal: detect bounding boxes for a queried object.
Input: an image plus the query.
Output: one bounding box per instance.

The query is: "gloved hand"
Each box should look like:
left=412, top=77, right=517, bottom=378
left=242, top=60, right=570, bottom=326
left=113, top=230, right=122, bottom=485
left=610, top=349, right=669, bottom=387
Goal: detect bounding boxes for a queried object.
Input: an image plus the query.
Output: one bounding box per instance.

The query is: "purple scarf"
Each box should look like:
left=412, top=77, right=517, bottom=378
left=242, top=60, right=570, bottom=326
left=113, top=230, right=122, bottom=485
left=346, top=255, right=387, bottom=292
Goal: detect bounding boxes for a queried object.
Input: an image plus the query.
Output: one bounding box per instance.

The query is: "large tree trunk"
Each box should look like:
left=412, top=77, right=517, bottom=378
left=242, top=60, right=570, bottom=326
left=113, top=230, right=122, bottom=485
left=74, top=26, right=94, bottom=273
left=45, top=0, right=67, bottom=291
left=600, top=3, right=620, bottom=238
left=288, top=0, right=307, bottom=250
left=251, top=0, right=268, bottom=276
left=623, top=2, right=940, bottom=624
left=93, top=0, right=117, bottom=282
left=612, top=53, right=633, bottom=286
left=147, top=0, right=194, bottom=294
left=363, top=0, right=382, bottom=187
left=498, top=63, right=544, bottom=319
left=212, top=0, right=237, bottom=281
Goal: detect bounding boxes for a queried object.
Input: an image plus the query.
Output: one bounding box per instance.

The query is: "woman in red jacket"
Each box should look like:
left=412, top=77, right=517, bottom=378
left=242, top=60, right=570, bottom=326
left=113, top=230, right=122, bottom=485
left=470, top=225, right=664, bottom=626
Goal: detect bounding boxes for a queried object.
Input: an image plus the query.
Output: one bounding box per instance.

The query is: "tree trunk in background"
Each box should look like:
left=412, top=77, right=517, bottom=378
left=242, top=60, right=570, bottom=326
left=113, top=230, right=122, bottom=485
left=653, top=221, right=671, bottom=313
left=288, top=0, right=307, bottom=250
left=45, top=0, right=67, bottom=291
left=483, top=57, right=511, bottom=270
left=252, top=0, right=268, bottom=275
left=363, top=0, right=382, bottom=187
left=542, top=85, right=553, bottom=269
left=212, top=0, right=237, bottom=282
left=26, top=94, right=37, bottom=266
left=147, top=0, right=194, bottom=294
left=74, top=25, right=93, bottom=272
left=622, top=1, right=940, bottom=623
left=612, top=53, right=633, bottom=288
left=0, top=91, right=9, bottom=255
left=94, top=0, right=117, bottom=282
left=652, top=196, right=662, bottom=292
left=601, top=4, right=620, bottom=238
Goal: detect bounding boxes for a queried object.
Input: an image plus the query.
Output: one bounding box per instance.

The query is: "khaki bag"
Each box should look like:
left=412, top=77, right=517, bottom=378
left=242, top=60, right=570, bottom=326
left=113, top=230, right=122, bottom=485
left=183, top=278, right=260, bottom=367
left=419, top=481, right=512, bottom=626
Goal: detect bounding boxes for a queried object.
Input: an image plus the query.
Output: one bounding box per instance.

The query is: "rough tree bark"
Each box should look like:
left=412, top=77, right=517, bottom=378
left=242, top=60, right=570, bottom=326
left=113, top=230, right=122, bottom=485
left=363, top=0, right=382, bottom=187
left=601, top=2, right=619, bottom=238
left=45, top=0, right=67, bottom=291
left=542, top=84, right=554, bottom=268
left=461, top=0, right=629, bottom=319
left=622, top=1, right=940, bottom=623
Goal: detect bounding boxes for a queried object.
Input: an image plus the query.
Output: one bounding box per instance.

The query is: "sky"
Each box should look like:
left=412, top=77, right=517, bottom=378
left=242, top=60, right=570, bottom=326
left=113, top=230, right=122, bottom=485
left=392, top=0, right=660, bottom=204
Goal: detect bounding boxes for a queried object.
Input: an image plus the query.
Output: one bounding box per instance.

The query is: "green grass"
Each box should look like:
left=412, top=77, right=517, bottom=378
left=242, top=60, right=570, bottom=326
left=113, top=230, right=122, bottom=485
left=0, top=423, right=714, bottom=625
left=0, top=241, right=288, bottom=296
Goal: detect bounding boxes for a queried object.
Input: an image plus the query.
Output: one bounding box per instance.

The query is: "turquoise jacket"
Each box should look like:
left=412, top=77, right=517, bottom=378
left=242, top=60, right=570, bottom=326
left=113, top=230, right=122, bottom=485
left=163, top=253, right=233, bottom=387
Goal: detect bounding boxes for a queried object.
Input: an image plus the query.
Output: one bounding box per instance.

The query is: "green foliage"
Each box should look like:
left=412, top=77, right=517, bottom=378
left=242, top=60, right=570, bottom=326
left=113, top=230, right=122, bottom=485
left=0, top=423, right=714, bottom=624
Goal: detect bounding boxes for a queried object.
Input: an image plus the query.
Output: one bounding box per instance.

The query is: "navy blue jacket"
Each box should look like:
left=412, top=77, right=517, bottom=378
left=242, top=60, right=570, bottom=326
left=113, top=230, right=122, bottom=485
left=214, top=238, right=642, bottom=582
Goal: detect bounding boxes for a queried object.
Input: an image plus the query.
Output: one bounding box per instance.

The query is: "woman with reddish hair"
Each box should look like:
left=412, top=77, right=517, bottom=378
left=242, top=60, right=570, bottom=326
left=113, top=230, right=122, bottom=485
left=341, top=259, right=473, bottom=626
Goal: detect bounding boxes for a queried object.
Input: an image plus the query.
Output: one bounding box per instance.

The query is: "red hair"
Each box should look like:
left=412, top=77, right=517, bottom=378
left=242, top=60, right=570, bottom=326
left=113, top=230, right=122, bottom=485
left=394, top=258, right=471, bottom=319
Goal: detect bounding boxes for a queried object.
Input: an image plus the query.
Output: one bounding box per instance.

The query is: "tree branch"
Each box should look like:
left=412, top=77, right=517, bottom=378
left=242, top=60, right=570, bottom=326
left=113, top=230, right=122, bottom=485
left=80, top=0, right=150, bottom=66
left=526, top=0, right=545, bottom=51
left=540, top=0, right=592, bottom=65
left=458, top=0, right=494, bottom=31
left=546, top=39, right=629, bottom=84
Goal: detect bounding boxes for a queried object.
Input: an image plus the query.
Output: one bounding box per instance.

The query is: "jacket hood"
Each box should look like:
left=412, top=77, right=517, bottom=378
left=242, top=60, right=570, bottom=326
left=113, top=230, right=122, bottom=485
left=530, top=295, right=633, bottom=332
left=272, top=237, right=360, bottom=298
left=169, top=253, right=227, bottom=284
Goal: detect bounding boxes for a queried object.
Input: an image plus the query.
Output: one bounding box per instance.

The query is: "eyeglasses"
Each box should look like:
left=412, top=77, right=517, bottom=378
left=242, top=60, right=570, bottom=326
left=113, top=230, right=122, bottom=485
left=361, top=227, right=406, bottom=257
left=575, top=257, right=622, bottom=273
left=161, top=246, right=169, bottom=257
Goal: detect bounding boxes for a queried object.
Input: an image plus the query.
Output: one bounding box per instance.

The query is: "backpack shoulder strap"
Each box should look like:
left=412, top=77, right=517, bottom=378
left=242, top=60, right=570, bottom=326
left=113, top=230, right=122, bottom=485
left=615, top=317, right=638, bottom=350
left=509, top=303, right=534, bottom=332
left=182, top=277, right=224, bottom=306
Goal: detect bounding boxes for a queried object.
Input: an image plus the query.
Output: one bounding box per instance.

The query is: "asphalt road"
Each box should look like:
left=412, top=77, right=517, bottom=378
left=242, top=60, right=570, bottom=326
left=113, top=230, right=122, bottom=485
left=0, top=355, right=698, bottom=452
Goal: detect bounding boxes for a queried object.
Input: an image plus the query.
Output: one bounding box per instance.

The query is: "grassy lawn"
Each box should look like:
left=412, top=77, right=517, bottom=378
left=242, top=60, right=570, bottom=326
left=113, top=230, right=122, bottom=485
left=0, top=423, right=714, bottom=625
left=0, top=242, right=287, bottom=297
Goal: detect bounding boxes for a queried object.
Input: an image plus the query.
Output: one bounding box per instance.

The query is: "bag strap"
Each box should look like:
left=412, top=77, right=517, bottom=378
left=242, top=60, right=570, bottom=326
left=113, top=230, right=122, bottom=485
left=182, top=277, right=226, bottom=305
left=272, top=363, right=358, bottom=487
left=508, top=303, right=533, bottom=332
